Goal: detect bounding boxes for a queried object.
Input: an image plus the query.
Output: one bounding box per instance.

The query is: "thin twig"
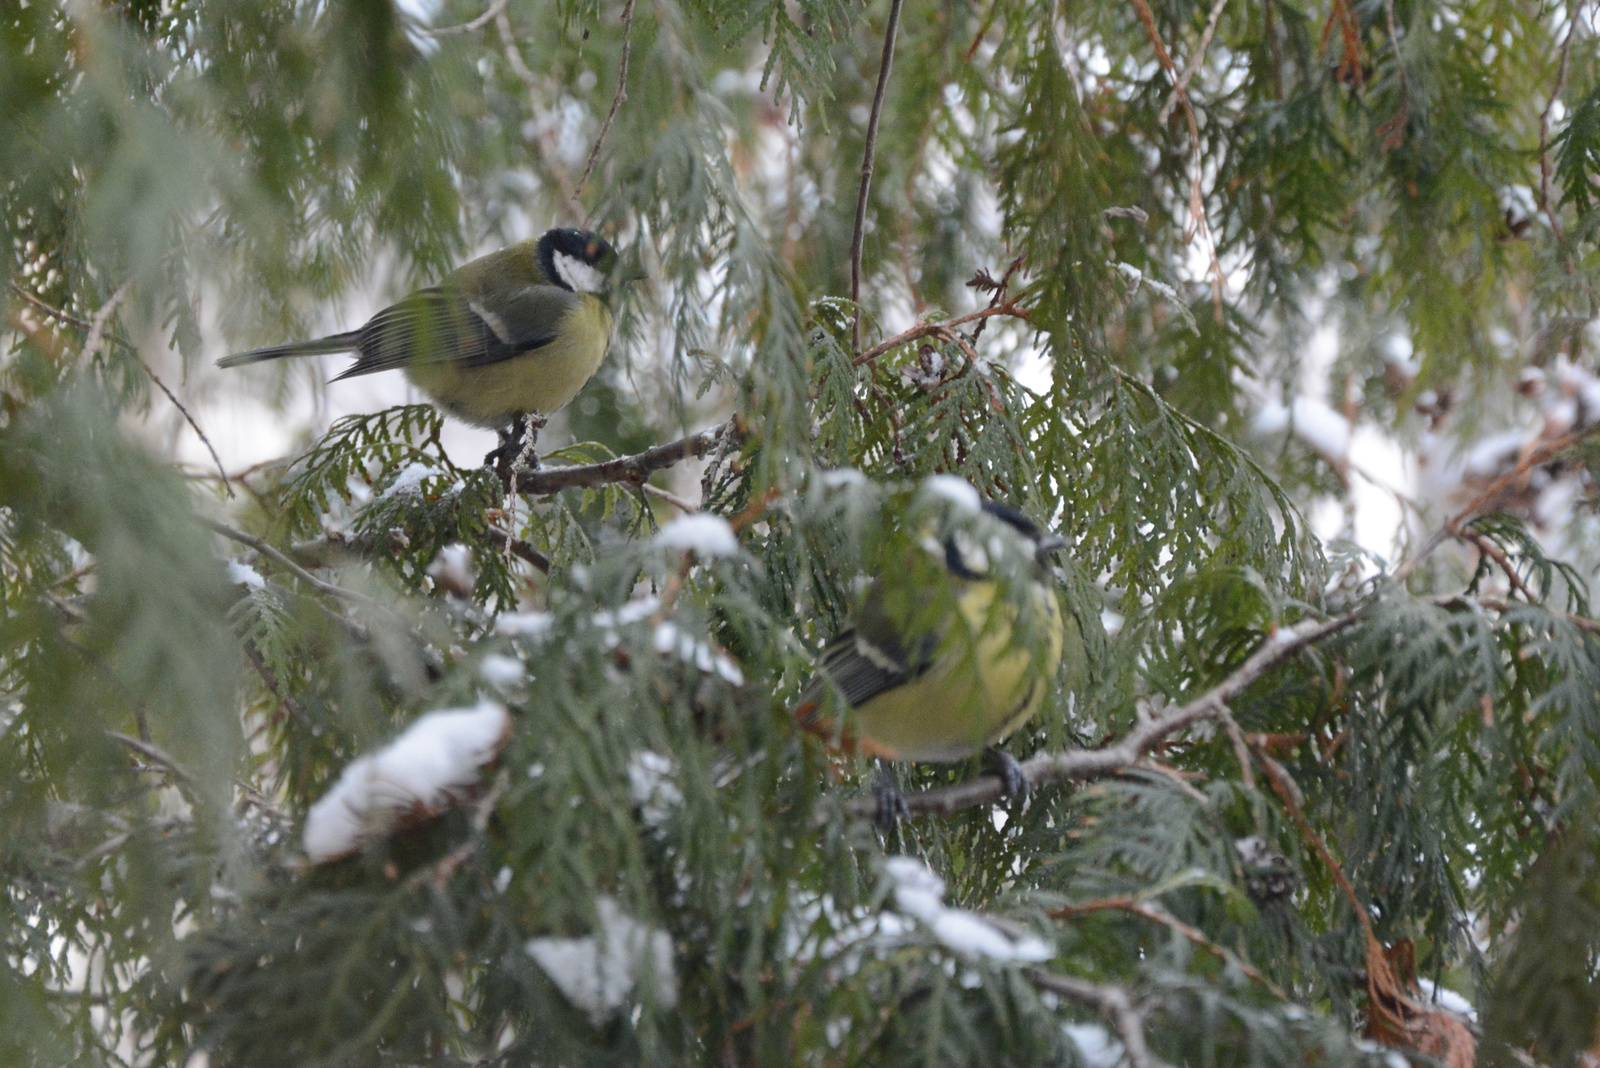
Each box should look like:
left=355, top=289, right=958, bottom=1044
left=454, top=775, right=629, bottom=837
left=495, top=11, right=585, bottom=217
left=1026, top=972, right=1152, bottom=1068
left=1129, top=0, right=1225, bottom=317
left=1051, top=896, right=1285, bottom=998
left=8, top=283, right=235, bottom=495
left=1157, top=0, right=1230, bottom=125
left=1374, top=0, right=1410, bottom=150
left=143, top=362, right=235, bottom=498
left=1458, top=529, right=1540, bottom=602
left=844, top=613, right=1359, bottom=819
left=78, top=283, right=128, bottom=365
left=106, top=731, right=194, bottom=789
left=1538, top=1, right=1578, bottom=249
left=850, top=0, right=906, bottom=357
left=854, top=304, right=1030, bottom=366
left=485, top=524, right=552, bottom=573
left=642, top=481, right=699, bottom=513
left=206, top=519, right=384, bottom=610
left=241, top=640, right=311, bottom=726
left=422, top=0, right=508, bottom=36
left=579, top=0, right=635, bottom=195
left=515, top=418, right=742, bottom=495
left=1392, top=424, right=1598, bottom=586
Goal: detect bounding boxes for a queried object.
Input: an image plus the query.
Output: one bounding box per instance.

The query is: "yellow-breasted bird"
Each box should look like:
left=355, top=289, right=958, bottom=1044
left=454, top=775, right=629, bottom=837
left=796, top=499, right=1085, bottom=828
left=218, top=228, right=638, bottom=458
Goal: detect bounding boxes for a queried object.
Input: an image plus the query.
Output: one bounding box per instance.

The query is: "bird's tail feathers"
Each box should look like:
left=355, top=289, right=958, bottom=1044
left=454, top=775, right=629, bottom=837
left=216, top=330, right=362, bottom=368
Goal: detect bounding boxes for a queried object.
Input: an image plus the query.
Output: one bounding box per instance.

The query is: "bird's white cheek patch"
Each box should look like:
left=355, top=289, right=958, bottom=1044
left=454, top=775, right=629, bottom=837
left=554, top=253, right=607, bottom=294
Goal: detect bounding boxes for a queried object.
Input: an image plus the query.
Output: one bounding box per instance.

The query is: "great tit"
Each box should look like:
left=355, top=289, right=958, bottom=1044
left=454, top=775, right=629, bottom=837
left=797, top=501, right=1082, bottom=826
left=218, top=228, right=636, bottom=433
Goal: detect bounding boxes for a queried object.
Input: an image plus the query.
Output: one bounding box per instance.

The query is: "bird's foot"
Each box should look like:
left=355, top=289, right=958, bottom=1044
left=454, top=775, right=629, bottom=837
left=485, top=413, right=548, bottom=479
left=984, top=746, right=1030, bottom=809
left=873, top=764, right=911, bottom=836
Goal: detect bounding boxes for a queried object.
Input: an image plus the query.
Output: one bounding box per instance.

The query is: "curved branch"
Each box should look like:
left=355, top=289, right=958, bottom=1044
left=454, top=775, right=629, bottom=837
left=845, top=612, right=1359, bottom=819
left=853, top=304, right=1030, bottom=367
left=514, top=418, right=742, bottom=495
left=850, top=0, right=906, bottom=356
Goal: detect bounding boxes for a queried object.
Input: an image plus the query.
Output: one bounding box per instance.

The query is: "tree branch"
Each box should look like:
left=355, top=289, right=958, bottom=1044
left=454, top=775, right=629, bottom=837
left=1026, top=972, right=1152, bottom=1068
left=579, top=0, right=635, bottom=195
left=206, top=519, right=384, bottom=610
left=1157, top=0, right=1229, bottom=125
left=853, top=303, right=1030, bottom=367
left=850, top=0, right=906, bottom=357
left=1538, top=0, right=1578, bottom=249
left=514, top=418, right=742, bottom=495
left=845, top=613, right=1358, bottom=819
left=421, top=0, right=507, bottom=36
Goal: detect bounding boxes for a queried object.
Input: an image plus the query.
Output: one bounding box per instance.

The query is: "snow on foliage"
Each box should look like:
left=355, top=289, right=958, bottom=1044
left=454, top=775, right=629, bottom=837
left=921, top=474, right=983, bottom=513
left=526, top=896, right=678, bottom=1025
left=627, top=750, right=684, bottom=827
left=226, top=560, right=265, bottom=589
left=652, top=621, right=745, bottom=684
left=302, top=700, right=511, bottom=863
left=654, top=514, right=740, bottom=557
left=882, top=857, right=1052, bottom=963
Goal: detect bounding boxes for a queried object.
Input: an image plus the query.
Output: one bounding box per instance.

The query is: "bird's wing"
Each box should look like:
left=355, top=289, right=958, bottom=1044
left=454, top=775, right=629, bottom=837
left=800, top=606, right=944, bottom=712
left=332, top=288, right=483, bottom=379
left=332, top=285, right=578, bottom=379
left=453, top=284, right=580, bottom=369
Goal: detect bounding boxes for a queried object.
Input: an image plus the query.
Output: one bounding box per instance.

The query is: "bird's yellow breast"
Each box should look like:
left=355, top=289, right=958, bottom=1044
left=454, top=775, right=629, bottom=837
left=402, top=295, right=612, bottom=428
left=852, top=581, right=1064, bottom=763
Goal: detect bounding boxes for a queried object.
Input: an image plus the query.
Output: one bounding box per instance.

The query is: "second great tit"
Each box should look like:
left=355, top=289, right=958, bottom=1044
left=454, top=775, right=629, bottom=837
left=797, top=500, right=1081, bottom=825
left=218, top=228, right=638, bottom=433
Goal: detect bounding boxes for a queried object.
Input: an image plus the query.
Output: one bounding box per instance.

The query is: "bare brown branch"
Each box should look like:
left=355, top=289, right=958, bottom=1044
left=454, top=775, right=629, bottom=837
left=853, top=304, right=1030, bottom=367
left=579, top=0, right=635, bottom=196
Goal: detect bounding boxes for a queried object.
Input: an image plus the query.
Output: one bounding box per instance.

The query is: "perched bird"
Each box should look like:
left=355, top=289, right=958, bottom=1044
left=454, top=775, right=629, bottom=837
left=796, top=500, right=1084, bottom=828
left=218, top=228, right=637, bottom=447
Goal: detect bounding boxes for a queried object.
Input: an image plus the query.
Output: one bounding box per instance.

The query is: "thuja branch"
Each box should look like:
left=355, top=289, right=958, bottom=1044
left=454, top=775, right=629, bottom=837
left=514, top=417, right=743, bottom=495
left=844, top=613, right=1358, bottom=819
left=853, top=303, right=1031, bottom=367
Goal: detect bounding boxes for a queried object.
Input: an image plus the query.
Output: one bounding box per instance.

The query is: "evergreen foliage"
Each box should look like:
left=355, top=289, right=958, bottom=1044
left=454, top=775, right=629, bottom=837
left=5, top=0, right=1600, bottom=1065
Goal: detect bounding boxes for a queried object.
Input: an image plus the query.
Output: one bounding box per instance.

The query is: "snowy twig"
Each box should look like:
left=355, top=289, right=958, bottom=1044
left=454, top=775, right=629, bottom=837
left=514, top=418, right=743, bottom=495
left=845, top=613, right=1358, bottom=819
left=207, top=520, right=384, bottom=610
left=579, top=0, right=635, bottom=195
left=1026, top=972, right=1152, bottom=1068
left=853, top=303, right=1030, bottom=367
left=849, top=0, right=906, bottom=357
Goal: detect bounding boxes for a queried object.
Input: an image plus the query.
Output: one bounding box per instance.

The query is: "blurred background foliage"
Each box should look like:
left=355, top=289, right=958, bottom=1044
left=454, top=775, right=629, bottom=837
left=5, top=0, right=1600, bottom=1064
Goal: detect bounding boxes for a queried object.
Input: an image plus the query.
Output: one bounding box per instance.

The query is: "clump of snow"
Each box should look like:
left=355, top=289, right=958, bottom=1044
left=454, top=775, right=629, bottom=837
left=496, top=611, right=555, bottom=639
left=1417, top=977, right=1476, bottom=1021
left=427, top=543, right=474, bottom=598
left=819, top=467, right=868, bottom=488
left=526, top=896, right=678, bottom=1024
left=1064, top=1023, right=1124, bottom=1068
left=479, top=653, right=526, bottom=690
left=302, top=700, right=511, bottom=864
left=922, top=474, right=982, bottom=513
left=383, top=461, right=444, bottom=499
left=652, top=621, right=745, bottom=685
left=882, top=856, right=1053, bottom=963
left=627, top=750, right=684, bottom=827
left=654, top=514, right=740, bottom=558
left=226, top=561, right=265, bottom=589
left=593, top=596, right=661, bottom=630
